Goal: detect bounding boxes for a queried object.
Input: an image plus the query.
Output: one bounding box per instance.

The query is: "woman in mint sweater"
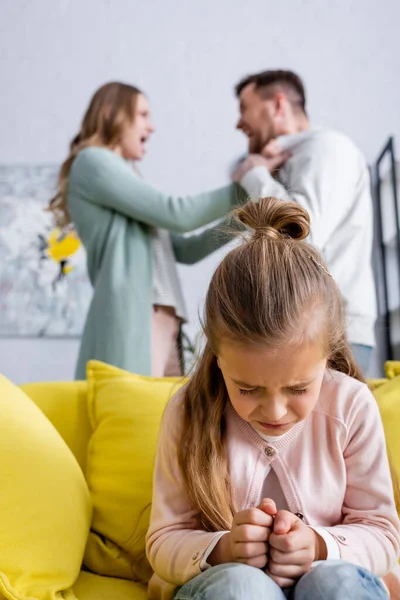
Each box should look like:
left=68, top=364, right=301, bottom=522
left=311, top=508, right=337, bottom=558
left=50, top=82, right=247, bottom=380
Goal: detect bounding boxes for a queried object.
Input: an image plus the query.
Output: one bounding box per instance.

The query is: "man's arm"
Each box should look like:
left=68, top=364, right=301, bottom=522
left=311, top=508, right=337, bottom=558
left=236, top=135, right=364, bottom=249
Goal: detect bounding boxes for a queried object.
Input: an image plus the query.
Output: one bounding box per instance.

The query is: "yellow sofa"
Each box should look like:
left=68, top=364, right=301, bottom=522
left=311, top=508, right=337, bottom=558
left=11, top=360, right=186, bottom=600
left=2, top=360, right=399, bottom=600
left=20, top=378, right=149, bottom=600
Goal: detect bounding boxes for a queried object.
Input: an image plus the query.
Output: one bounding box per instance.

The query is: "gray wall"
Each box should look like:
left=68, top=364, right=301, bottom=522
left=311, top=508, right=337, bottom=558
left=1, top=0, right=400, bottom=382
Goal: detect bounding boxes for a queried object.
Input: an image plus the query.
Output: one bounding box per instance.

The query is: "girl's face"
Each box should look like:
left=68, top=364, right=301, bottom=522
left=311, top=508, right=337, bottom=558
left=117, top=94, right=155, bottom=161
left=218, top=340, right=327, bottom=437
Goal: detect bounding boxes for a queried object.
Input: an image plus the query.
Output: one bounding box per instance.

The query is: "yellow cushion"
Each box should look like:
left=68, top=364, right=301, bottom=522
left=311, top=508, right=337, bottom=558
left=83, top=360, right=185, bottom=582
left=20, top=381, right=91, bottom=473
left=384, top=361, right=400, bottom=380
left=0, top=374, right=92, bottom=600
left=371, top=361, right=400, bottom=475
left=373, top=372, right=400, bottom=492
left=73, top=571, right=148, bottom=600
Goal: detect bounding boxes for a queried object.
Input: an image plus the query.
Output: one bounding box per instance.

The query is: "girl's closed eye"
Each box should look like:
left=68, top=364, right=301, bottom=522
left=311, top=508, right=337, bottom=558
left=289, top=388, right=308, bottom=395
left=239, top=388, right=257, bottom=396
left=239, top=387, right=309, bottom=396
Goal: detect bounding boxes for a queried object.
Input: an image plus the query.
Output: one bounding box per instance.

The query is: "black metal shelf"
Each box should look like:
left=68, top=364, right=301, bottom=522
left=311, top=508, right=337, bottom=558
left=373, top=136, right=400, bottom=361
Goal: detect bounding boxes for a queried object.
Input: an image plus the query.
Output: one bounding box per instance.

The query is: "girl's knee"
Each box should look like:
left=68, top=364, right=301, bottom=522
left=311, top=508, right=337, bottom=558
left=174, top=563, right=285, bottom=600
left=296, top=561, right=388, bottom=599
left=204, top=562, right=275, bottom=589
left=308, top=560, right=360, bottom=582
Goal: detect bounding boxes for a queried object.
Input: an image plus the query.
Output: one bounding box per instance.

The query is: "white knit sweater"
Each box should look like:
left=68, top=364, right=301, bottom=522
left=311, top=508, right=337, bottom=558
left=241, top=128, right=377, bottom=347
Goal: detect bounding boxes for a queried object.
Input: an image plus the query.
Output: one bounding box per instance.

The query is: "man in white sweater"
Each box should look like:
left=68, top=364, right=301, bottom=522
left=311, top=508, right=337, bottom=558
left=232, top=70, right=376, bottom=373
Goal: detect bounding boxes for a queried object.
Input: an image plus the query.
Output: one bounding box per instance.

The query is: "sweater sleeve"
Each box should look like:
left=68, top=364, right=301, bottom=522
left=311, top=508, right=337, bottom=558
left=171, top=216, right=245, bottom=265
left=145, top=392, right=227, bottom=586
left=322, top=386, right=400, bottom=575
left=239, top=134, right=369, bottom=249
left=70, top=148, right=247, bottom=233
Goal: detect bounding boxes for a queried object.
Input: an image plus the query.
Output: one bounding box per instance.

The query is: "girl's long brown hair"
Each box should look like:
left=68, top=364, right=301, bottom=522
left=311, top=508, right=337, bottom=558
left=49, top=81, right=141, bottom=227
left=177, top=197, right=396, bottom=533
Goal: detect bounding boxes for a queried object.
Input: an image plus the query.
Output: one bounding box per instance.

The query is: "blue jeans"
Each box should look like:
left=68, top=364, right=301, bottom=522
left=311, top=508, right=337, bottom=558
left=173, top=561, right=388, bottom=599
left=351, top=344, right=372, bottom=375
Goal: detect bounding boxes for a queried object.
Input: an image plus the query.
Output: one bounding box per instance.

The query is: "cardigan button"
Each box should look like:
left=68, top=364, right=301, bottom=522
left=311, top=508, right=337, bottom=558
left=264, top=446, right=276, bottom=457
left=338, top=535, right=346, bottom=542
left=295, top=512, right=304, bottom=520
left=192, top=552, right=199, bottom=561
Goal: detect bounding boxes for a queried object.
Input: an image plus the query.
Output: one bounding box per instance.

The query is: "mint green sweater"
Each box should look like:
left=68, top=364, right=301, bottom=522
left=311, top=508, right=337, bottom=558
left=68, top=147, right=247, bottom=379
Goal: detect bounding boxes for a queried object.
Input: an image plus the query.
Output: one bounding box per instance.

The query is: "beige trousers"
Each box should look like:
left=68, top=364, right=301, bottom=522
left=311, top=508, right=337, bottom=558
left=151, top=306, right=182, bottom=377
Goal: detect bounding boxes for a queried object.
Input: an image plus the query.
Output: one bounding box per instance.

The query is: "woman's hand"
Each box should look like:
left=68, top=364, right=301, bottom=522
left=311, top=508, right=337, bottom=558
left=261, top=138, right=286, bottom=159
left=208, top=498, right=277, bottom=568
left=232, top=148, right=291, bottom=183
left=266, top=510, right=327, bottom=588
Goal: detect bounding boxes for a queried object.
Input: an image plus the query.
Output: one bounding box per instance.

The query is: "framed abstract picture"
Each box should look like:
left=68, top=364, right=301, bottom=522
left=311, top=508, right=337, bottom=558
left=0, top=164, right=92, bottom=337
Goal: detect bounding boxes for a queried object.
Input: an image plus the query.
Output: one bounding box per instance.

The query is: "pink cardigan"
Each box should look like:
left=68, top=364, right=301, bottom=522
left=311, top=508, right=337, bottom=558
left=146, top=369, right=400, bottom=600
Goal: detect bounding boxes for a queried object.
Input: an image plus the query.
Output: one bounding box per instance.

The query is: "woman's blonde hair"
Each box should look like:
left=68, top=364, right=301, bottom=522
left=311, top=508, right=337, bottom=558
left=49, top=81, right=142, bottom=227
left=177, top=197, right=367, bottom=532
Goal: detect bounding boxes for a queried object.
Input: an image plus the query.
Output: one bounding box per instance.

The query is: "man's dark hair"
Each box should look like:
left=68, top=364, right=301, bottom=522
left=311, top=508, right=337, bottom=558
left=235, top=70, right=307, bottom=115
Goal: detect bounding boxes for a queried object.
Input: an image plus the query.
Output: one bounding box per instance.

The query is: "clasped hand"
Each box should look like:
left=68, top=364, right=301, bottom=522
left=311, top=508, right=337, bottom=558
left=226, top=498, right=325, bottom=588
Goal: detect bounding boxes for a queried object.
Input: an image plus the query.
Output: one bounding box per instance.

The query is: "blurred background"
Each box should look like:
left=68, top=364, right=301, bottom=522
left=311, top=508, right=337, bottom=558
left=1, top=0, right=400, bottom=382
